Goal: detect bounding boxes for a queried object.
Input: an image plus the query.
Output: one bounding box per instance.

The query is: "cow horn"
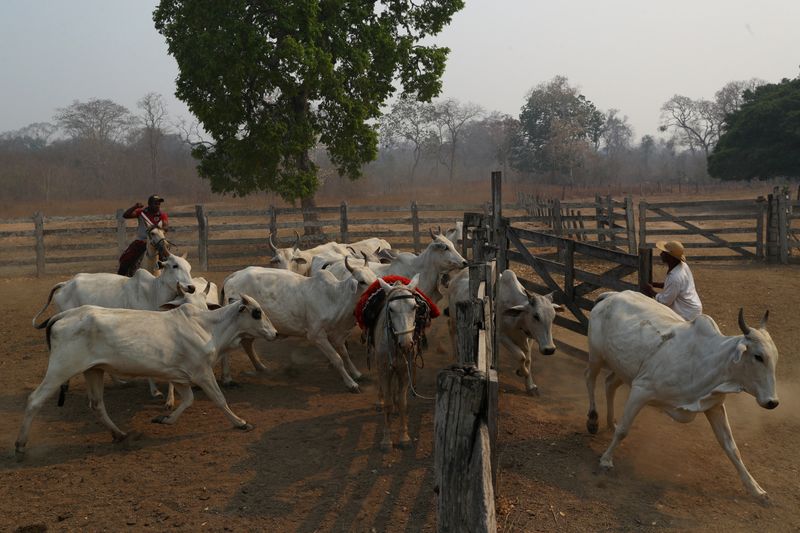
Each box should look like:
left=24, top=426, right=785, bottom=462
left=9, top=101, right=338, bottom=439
left=760, top=310, right=769, bottom=329
left=438, top=225, right=442, bottom=236
left=429, top=227, right=436, bottom=240
left=347, top=245, right=357, bottom=255
left=361, top=251, right=369, bottom=264
left=203, top=281, right=211, bottom=296
left=267, top=233, right=277, bottom=253
left=345, top=255, right=355, bottom=273
left=293, top=230, right=301, bottom=251
left=738, top=308, right=751, bottom=335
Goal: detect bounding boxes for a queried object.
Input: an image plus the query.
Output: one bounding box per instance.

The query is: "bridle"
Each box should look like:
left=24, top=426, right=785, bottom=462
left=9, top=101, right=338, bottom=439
left=379, top=285, right=435, bottom=401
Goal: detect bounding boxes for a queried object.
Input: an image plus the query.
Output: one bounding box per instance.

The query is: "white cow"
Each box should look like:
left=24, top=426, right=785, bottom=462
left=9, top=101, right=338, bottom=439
left=324, top=233, right=467, bottom=303
left=266, top=231, right=352, bottom=276
left=444, top=269, right=565, bottom=394
left=32, top=254, right=196, bottom=325
left=221, top=258, right=378, bottom=391
left=16, top=295, right=277, bottom=457
left=586, top=290, right=779, bottom=500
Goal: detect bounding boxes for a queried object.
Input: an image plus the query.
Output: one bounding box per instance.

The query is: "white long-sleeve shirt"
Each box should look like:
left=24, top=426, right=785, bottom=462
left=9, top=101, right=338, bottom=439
left=655, top=262, right=702, bottom=320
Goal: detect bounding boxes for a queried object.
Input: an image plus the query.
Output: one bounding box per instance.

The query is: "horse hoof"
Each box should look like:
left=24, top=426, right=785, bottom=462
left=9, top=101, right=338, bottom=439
left=599, top=459, right=614, bottom=471
left=348, top=384, right=361, bottom=394
left=112, top=432, right=130, bottom=443
left=151, top=415, right=169, bottom=424
left=587, top=411, right=599, bottom=434
left=235, top=423, right=254, bottom=432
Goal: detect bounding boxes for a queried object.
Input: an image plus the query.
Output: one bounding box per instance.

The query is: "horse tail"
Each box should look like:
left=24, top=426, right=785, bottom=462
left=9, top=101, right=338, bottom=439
left=32, top=282, right=65, bottom=327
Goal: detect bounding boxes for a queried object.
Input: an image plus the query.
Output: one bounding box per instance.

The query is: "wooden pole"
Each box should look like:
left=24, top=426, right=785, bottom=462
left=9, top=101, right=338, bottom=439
left=638, top=200, right=648, bottom=251
left=756, top=201, right=765, bottom=260
left=594, top=194, right=604, bottom=244
left=268, top=205, right=278, bottom=238
left=564, top=239, right=575, bottom=302
left=625, top=195, right=636, bottom=253
left=778, top=192, right=789, bottom=264
left=195, top=205, right=209, bottom=271
left=339, top=201, right=349, bottom=243
left=411, top=201, right=421, bottom=253
left=638, top=247, right=653, bottom=289
left=34, top=212, right=45, bottom=277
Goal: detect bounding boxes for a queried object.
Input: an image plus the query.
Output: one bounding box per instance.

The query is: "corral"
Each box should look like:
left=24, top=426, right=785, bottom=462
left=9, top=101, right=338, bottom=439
left=1, top=184, right=799, bottom=532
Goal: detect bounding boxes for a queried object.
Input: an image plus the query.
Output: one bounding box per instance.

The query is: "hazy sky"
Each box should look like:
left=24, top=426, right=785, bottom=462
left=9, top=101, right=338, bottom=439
left=1, top=1, right=799, bottom=139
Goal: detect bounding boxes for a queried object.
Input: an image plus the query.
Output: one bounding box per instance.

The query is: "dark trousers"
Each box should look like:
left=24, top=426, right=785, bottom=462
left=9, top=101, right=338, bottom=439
left=118, top=240, right=147, bottom=276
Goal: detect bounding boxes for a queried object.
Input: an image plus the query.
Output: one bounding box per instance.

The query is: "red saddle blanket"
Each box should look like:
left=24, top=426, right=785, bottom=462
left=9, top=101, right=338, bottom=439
left=354, top=275, right=440, bottom=331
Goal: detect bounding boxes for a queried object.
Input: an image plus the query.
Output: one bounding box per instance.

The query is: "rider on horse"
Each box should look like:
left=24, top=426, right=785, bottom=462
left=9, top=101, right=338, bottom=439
left=117, top=195, right=170, bottom=276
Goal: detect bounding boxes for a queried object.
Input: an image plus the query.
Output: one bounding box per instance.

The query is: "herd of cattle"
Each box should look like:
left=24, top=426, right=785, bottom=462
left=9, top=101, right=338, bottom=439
left=14, top=218, right=781, bottom=500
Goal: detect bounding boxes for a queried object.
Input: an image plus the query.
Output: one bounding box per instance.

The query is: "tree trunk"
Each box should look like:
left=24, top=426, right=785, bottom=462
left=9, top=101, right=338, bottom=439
left=300, top=192, right=322, bottom=238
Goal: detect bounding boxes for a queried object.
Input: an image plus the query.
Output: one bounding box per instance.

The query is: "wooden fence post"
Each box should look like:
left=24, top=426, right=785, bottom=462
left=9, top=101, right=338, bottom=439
left=34, top=212, right=45, bottom=277
left=778, top=192, right=789, bottom=264
left=268, top=205, right=278, bottom=238
left=339, top=201, right=349, bottom=243
left=411, top=201, right=421, bottom=253
left=638, top=200, right=648, bottom=251
left=195, top=205, right=209, bottom=271
left=605, top=195, right=616, bottom=249
left=116, top=208, right=127, bottom=253
left=766, top=193, right=779, bottom=263
left=625, top=195, right=636, bottom=253
left=638, top=247, right=653, bottom=289
left=756, top=199, right=766, bottom=260
left=594, top=194, right=605, bottom=244
left=553, top=198, right=564, bottom=260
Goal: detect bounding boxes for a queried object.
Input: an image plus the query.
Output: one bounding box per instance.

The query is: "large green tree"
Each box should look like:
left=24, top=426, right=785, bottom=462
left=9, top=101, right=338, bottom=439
left=512, top=76, right=604, bottom=181
left=154, top=0, right=463, bottom=231
left=708, top=77, right=800, bottom=180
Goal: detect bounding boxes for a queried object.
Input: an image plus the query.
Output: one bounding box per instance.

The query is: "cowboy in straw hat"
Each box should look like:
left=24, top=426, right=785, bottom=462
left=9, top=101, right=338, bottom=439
left=642, top=240, right=703, bottom=321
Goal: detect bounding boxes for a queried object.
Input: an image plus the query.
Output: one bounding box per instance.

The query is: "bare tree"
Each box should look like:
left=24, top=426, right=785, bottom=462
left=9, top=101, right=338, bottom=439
left=659, top=95, right=720, bottom=157
left=431, top=98, right=484, bottom=182
left=379, top=96, right=436, bottom=182
left=714, top=78, right=765, bottom=126
left=55, top=98, right=136, bottom=144
left=137, top=92, right=169, bottom=191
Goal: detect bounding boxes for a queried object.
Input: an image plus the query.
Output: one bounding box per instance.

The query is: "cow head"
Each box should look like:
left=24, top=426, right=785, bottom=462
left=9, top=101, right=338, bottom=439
left=379, top=274, right=420, bottom=351
left=157, top=254, right=195, bottom=294
left=733, top=308, right=779, bottom=409
left=344, top=253, right=378, bottom=292
left=503, top=289, right=565, bottom=355
left=236, top=294, right=277, bottom=341
left=160, top=281, right=220, bottom=310
left=425, top=233, right=468, bottom=272
left=267, top=231, right=311, bottom=275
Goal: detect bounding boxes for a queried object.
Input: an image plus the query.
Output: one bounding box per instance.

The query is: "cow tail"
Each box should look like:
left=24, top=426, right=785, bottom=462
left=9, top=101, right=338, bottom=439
left=32, top=282, right=65, bottom=327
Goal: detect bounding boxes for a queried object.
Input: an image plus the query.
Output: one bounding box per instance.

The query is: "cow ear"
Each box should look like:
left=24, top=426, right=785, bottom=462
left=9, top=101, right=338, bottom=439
left=503, top=305, right=526, bottom=317
left=733, top=341, right=747, bottom=363
left=181, top=252, right=188, bottom=260
left=160, top=301, right=180, bottom=310
left=292, top=257, right=308, bottom=264
left=378, top=277, right=392, bottom=293
left=157, top=260, right=165, bottom=269
left=269, top=256, right=282, bottom=264
left=207, top=303, right=222, bottom=310
left=543, top=292, right=555, bottom=303
left=552, top=303, right=566, bottom=313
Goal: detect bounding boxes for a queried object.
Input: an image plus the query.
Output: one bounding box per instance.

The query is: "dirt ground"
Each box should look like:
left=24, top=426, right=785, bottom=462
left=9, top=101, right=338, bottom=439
left=1, top=261, right=799, bottom=532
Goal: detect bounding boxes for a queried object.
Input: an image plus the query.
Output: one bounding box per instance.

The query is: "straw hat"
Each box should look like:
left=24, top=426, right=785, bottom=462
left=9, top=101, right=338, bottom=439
left=655, top=240, right=686, bottom=262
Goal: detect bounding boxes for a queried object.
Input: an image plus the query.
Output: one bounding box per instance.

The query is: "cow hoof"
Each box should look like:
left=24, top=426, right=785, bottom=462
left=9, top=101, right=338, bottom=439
left=222, top=381, right=241, bottom=389
left=348, top=384, right=361, bottom=394
left=353, top=373, right=365, bottom=382
left=235, top=423, right=254, bottom=432
left=587, top=419, right=599, bottom=434
left=14, top=448, right=25, bottom=462
left=526, top=385, right=540, bottom=397
left=164, top=402, right=175, bottom=411
left=151, top=415, right=170, bottom=424
left=599, top=459, right=614, bottom=471
left=396, top=440, right=413, bottom=450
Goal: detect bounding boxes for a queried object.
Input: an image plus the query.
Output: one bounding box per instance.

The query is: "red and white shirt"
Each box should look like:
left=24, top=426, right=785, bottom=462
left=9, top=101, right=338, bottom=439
left=133, top=207, right=169, bottom=241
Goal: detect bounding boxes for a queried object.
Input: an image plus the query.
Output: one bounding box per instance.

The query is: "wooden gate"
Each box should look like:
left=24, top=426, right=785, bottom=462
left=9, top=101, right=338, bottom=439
left=638, top=199, right=766, bottom=261
left=503, top=225, right=651, bottom=335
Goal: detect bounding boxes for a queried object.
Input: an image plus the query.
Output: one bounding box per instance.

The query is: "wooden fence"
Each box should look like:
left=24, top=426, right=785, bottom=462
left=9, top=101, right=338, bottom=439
left=0, top=201, right=529, bottom=276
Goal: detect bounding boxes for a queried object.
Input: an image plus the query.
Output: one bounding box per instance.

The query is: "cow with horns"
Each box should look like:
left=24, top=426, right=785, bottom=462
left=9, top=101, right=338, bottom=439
left=585, top=290, right=779, bottom=500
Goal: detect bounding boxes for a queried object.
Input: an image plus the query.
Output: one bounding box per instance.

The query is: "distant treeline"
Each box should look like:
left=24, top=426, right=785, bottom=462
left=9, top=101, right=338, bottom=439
left=0, top=76, right=765, bottom=203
